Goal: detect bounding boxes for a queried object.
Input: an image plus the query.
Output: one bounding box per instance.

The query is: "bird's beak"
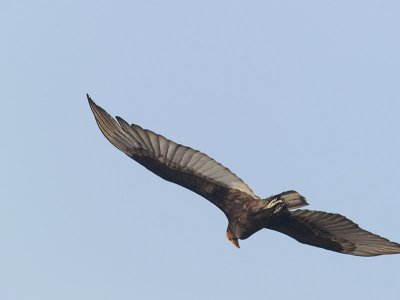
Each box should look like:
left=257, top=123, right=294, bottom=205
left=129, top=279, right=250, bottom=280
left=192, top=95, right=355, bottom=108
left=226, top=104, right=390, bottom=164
left=231, top=239, right=240, bottom=249
left=226, top=231, right=240, bottom=248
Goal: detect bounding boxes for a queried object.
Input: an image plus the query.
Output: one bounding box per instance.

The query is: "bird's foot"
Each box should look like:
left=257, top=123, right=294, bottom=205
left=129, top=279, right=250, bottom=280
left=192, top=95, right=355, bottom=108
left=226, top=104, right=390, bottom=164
left=267, top=198, right=283, bottom=208
left=267, top=198, right=286, bottom=214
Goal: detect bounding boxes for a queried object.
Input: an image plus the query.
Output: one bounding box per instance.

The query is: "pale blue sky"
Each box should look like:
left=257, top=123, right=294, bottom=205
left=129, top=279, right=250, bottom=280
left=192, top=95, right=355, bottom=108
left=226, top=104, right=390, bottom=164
left=1, top=1, right=400, bottom=299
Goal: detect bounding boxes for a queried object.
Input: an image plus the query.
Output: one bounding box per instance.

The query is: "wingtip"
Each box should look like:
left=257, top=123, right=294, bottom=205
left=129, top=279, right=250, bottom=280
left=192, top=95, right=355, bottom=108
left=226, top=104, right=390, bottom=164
left=86, top=94, right=104, bottom=120
left=87, top=94, right=99, bottom=113
left=87, top=93, right=94, bottom=104
left=115, top=115, right=123, bottom=125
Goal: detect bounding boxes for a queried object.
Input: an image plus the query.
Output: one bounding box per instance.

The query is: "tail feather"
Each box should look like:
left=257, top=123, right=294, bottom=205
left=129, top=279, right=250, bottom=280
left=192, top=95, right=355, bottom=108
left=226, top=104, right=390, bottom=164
left=268, top=190, right=308, bottom=210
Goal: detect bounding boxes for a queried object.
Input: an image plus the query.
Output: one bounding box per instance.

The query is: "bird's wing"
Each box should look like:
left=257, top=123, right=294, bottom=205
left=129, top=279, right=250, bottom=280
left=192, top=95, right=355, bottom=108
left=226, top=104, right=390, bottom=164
left=266, top=209, right=400, bottom=256
left=88, top=96, right=258, bottom=212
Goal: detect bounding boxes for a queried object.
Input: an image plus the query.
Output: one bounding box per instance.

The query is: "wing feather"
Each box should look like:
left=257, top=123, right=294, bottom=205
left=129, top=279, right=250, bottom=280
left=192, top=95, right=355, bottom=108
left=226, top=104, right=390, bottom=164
left=266, top=209, right=400, bottom=256
left=158, top=135, right=169, bottom=158
left=132, top=124, right=154, bottom=152
left=147, top=129, right=161, bottom=156
left=88, top=96, right=258, bottom=212
left=172, top=146, right=187, bottom=165
left=179, top=149, right=195, bottom=167
left=186, top=152, right=204, bottom=168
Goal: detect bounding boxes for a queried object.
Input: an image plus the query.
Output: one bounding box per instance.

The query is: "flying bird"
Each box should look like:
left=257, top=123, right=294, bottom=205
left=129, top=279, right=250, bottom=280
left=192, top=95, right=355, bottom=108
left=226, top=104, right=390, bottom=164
left=88, top=95, right=400, bottom=256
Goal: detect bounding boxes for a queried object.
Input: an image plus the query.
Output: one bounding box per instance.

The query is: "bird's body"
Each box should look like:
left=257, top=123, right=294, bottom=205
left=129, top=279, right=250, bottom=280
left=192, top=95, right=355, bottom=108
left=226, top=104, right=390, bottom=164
left=88, top=95, right=400, bottom=256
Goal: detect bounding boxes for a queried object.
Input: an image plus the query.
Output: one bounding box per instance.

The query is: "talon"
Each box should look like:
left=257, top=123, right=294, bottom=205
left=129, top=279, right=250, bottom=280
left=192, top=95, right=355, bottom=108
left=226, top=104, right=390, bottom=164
left=273, top=202, right=286, bottom=213
left=267, top=198, right=284, bottom=209
left=267, top=198, right=286, bottom=213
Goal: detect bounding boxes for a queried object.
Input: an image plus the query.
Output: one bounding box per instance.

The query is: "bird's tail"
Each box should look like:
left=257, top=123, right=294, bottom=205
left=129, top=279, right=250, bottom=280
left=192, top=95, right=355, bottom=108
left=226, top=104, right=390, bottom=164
left=268, top=190, right=308, bottom=210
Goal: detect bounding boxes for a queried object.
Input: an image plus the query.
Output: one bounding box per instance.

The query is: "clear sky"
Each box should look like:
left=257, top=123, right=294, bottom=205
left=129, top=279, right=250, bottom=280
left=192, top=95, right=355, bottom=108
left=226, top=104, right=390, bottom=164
left=1, top=1, right=400, bottom=299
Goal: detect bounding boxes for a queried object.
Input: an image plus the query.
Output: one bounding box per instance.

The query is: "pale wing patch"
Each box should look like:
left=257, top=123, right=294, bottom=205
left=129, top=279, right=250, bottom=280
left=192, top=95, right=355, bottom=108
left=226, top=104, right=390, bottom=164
left=229, top=181, right=256, bottom=195
left=123, top=119, right=256, bottom=198
left=89, top=98, right=258, bottom=199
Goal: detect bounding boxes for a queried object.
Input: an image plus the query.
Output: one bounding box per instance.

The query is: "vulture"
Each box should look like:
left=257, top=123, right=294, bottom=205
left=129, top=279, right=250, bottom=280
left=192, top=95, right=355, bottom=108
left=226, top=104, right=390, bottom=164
left=88, top=95, right=400, bottom=256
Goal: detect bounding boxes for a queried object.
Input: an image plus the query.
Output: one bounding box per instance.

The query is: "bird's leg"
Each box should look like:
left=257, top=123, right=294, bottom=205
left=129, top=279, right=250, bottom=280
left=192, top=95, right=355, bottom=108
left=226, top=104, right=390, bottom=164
left=267, top=198, right=286, bottom=214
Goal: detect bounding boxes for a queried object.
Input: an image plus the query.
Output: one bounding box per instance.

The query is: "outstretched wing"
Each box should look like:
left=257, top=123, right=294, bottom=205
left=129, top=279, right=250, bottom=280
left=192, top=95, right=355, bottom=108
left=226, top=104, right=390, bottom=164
left=266, top=209, right=400, bottom=256
left=88, top=96, right=258, bottom=213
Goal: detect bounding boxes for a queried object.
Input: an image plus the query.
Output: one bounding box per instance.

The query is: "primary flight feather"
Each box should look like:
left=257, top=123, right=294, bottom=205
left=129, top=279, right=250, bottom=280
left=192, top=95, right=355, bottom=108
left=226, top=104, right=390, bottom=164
left=88, top=95, right=400, bottom=256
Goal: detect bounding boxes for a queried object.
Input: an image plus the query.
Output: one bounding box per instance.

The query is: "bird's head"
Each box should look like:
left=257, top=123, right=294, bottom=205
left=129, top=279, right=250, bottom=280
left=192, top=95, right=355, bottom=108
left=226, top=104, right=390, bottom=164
left=226, top=230, right=240, bottom=249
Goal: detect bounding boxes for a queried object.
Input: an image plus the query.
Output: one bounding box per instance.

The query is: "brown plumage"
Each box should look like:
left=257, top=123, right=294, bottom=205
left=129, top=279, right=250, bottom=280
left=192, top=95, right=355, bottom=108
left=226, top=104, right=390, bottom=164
left=88, top=95, right=400, bottom=256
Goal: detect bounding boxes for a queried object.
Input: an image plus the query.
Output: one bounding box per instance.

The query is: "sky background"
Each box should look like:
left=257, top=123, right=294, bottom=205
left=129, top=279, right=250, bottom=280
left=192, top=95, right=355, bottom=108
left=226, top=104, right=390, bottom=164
left=1, top=1, right=400, bottom=299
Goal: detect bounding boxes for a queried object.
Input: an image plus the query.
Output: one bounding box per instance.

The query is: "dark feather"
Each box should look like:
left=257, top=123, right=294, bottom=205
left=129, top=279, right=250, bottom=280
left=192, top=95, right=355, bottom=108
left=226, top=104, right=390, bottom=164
left=87, top=95, right=258, bottom=214
left=266, top=209, right=400, bottom=256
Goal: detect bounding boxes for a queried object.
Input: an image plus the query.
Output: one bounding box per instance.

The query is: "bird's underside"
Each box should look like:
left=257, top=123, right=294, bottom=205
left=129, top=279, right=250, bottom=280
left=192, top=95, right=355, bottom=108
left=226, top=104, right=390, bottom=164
left=88, top=95, right=400, bottom=257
